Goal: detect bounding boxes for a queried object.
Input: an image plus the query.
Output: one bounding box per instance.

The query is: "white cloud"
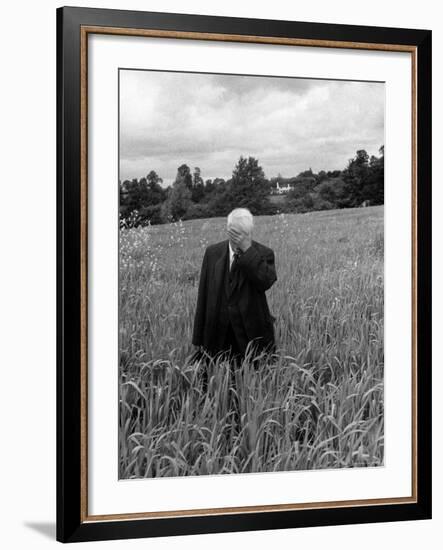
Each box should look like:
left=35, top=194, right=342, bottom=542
left=119, top=70, right=384, bottom=185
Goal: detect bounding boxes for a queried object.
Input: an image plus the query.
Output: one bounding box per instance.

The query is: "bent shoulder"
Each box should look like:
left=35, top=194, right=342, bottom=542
left=252, top=240, right=274, bottom=257
left=205, top=240, right=228, bottom=256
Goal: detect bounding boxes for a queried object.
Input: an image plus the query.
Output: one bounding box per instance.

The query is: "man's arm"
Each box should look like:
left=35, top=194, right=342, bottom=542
left=237, top=246, right=277, bottom=292
left=192, top=248, right=209, bottom=346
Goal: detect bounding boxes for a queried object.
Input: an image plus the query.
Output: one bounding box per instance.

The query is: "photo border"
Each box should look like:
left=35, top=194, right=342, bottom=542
left=57, top=6, right=431, bottom=542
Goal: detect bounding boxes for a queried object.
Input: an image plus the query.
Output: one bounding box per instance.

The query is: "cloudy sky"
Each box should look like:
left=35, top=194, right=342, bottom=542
left=119, top=69, right=384, bottom=186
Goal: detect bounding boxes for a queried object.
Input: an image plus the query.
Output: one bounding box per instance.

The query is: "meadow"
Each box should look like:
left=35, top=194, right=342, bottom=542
left=119, top=206, right=384, bottom=478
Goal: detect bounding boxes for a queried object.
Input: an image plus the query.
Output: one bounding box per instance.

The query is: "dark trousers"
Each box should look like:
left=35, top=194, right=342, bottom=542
left=223, top=322, right=244, bottom=364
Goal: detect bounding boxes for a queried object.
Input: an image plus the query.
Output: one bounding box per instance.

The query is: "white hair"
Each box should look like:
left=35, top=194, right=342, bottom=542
left=227, top=208, right=254, bottom=232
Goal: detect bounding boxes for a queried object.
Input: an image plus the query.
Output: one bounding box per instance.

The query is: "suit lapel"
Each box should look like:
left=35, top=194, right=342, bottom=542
left=214, top=240, right=229, bottom=298
left=214, top=240, right=259, bottom=297
left=235, top=240, right=257, bottom=292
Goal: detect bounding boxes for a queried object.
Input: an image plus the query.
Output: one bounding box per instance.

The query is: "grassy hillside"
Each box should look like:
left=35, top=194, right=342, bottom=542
left=119, top=206, right=384, bottom=478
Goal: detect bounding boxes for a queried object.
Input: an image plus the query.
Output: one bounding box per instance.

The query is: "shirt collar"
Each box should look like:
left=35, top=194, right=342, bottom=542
left=228, top=240, right=251, bottom=258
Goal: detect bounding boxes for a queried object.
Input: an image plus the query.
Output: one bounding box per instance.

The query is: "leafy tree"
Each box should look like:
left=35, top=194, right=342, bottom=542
left=119, top=171, right=167, bottom=225
left=298, top=168, right=315, bottom=178
left=206, top=179, right=232, bottom=216
left=119, top=178, right=152, bottom=222
left=341, top=148, right=384, bottom=207
left=287, top=177, right=315, bottom=200
left=175, top=164, right=193, bottom=190
left=363, top=145, right=384, bottom=205
left=342, top=149, right=370, bottom=206
left=193, top=167, right=203, bottom=186
left=191, top=166, right=205, bottom=202
left=145, top=170, right=165, bottom=204
left=226, top=156, right=273, bottom=214
left=327, top=170, right=342, bottom=178
left=184, top=202, right=210, bottom=220
left=119, top=145, right=385, bottom=226
left=317, top=170, right=328, bottom=183
left=317, top=181, right=338, bottom=203
left=119, top=179, right=140, bottom=215
left=203, top=178, right=215, bottom=196
left=161, top=166, right=192, bottom=222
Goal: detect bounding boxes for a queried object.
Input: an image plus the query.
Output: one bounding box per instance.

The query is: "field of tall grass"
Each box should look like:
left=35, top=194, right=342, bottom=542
left=119, top=206, right=384, bottom=478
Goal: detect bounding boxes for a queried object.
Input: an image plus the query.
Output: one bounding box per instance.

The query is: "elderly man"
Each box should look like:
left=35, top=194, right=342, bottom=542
left=192, top=207, right=277, bottom=363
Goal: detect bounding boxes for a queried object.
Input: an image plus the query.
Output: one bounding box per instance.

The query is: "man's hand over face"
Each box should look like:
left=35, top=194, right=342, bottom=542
left=227, top=226, right=252, bottom=253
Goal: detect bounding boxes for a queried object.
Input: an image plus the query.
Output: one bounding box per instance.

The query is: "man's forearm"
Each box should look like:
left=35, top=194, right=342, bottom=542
left=237, top=247, right=277, bottom=291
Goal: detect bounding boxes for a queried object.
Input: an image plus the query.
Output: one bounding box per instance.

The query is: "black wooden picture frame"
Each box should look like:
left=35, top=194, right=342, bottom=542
left=57, top=6, right=432, bottom=543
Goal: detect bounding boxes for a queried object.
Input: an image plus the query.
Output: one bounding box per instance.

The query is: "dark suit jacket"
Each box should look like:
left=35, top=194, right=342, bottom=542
left=192, top=239, right=277, bottom=356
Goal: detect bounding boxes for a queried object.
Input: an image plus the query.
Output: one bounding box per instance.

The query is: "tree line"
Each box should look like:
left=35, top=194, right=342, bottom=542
left=119, top=146, right=384, bottom=227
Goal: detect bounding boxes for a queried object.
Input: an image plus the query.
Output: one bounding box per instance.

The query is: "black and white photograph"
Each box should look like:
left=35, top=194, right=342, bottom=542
left=0, top=0, right=436, bottom=545
left=118, top=69, right=385, bottom=479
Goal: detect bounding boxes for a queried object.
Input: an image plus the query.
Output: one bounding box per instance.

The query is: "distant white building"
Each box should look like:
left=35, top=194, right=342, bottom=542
left=274, top=181, right=292, bottom=194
